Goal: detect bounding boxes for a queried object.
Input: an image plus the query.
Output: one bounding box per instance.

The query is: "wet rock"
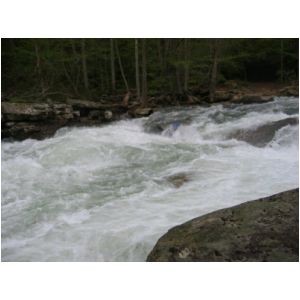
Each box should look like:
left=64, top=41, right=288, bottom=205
left=232, top=95, right=274, bottom=104
left=279, top=86, right=299, bottom=97
left=52, top=104, right=74, bottom=119
left=67, top=99, right=104, bottom=110
left=1, top=121, right=68, bottom=140
left=144, top=111, right=192, bottom=134
left=166, top=173, right=191, bottom=188
left=104, top=110, right=113, bottom=120
left=134, top=107, right=153, bottom=117
left=214, top=91, right=233, bottom=102
left=147, top=189, right=299, bottom=262
left=1, top=100, right=127, bottom=140
left=1, top=102, right=76, bottom=140
left=5, top=122, right=15, bottom=127
left=89, top=110, right=102, bottom=120
left=73, top=110, right=80, bottom=118
left=228, top=117, right=298, bottom=147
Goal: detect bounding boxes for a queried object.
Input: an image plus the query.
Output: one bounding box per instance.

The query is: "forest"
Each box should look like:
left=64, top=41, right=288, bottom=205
left=2, top=38, right=299, bottom=103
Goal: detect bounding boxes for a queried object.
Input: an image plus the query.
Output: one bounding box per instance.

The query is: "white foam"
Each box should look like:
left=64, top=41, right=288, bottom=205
left=1, top=97, right=299, bottom=261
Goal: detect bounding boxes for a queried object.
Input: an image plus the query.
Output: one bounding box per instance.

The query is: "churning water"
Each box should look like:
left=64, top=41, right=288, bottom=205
left=1, top=97, right=299, bottom=261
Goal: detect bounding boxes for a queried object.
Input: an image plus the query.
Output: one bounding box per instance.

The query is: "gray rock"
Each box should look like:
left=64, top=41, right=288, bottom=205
left=89, top=110, right=102, bottom=120
left=231, top=95, right=274, bottom=104
left=104, top=110, right=113, bottom=120
left=166, top=173, right=191, bottom=188
left=1, top=102, right=74, bottom=121
left=1, top=102, right=76, bottom=140
left=73, top=110, right=80, bottom=118
left=228, top=117, right=298, bottom=147
left=147, top=189, right=299, bottom=262
left=279, top=86, right=299, bottom=97
left=214, top=91, right=233, bottom=102
left=134, top=108, right=153, bottom=117
left=2, top=102, right=53, bottom=121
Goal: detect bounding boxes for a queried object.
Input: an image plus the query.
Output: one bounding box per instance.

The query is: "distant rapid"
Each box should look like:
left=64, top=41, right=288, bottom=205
left=1, top=97, right=299, bottom=261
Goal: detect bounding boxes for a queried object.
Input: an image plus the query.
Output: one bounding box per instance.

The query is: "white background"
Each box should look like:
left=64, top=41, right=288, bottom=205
left=0, top=1, right=299, bottom=299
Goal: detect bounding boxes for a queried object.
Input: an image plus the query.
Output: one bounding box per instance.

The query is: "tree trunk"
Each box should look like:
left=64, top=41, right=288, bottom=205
left=141, top=39, right=148, bottom=105
left=104, top=53, right=109, bottom=93
left=280, top=39, right=284, bottom=83
left=135, top=39, right=141, bottom=100
left=70, top=39, right=81, bottom=91
left=176, top=67, right=183, bottom=94
left=209, top=39, right=220, bottom=102
left=115, top=40, right=129, bottom=92
left=33, top=39, right=45, bottom=95
left=110, top=38, right=116, bottom=93
left=62, top=61, right=79, bottom=96
left=81, top=38, right=89, bottom=94
left=184, top=38, right=189, bottom=91
left=122, top=91, right=130, bottom=107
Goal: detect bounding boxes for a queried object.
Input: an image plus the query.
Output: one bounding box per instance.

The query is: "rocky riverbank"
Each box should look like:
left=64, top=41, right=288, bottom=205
left=1, top=82, right=298, bottom=140
left=147, top=189, right=299, bottom=262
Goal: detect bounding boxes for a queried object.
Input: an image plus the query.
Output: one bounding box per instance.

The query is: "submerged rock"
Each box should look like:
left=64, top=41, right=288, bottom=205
left=166, top=173, right=191, bottom=188
left=147, top=188, right=299, bottom=262
left=144, top=111, right=192, bottom=134
left=228, top=117, right=298, bottom=147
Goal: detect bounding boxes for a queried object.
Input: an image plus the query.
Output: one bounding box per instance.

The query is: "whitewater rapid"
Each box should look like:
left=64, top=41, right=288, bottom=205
left=1, top=97, right=299, bottom=261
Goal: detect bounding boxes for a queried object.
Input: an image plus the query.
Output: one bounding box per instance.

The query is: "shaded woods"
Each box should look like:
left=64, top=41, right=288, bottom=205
left=2, top=38, right=299, bottom=102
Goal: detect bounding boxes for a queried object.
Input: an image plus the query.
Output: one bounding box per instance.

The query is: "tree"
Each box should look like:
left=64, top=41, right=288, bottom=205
left=115, top=40, right=129, bottom=92
left=141, top=38, right=147, bottom=104
left=33, top=39, right=45, bottom=95
left=2, top=38, right=299, bottom=101
left=209, top=39, right=220, bottom=102
left=110, top=38, right=116, bottom=93
left=280, top=39, right=284, bottom=83
left=135, top=39, right=140, bottom=99
left=80, top=38, right=89, bottom=94
left=184, top=38, right=190, bottom=91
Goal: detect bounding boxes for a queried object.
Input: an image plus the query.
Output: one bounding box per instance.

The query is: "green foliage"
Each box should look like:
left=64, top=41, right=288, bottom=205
left=1, top=38, right=298, bottom=100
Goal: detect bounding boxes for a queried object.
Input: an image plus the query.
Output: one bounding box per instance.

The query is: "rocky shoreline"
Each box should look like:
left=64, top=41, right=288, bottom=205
left=147, top=189, right=299, bottom=262
left=1, top=82, right=298, bottom=141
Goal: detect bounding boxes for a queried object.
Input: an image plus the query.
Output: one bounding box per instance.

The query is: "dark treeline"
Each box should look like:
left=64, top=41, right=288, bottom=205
left=2, top=38, right=299, bottom=102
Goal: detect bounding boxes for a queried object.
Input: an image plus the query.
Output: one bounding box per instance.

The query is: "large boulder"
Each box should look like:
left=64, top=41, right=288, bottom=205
left=147, top=189, right=299, bottom=262
left=228, top=117, right=298, bottom=147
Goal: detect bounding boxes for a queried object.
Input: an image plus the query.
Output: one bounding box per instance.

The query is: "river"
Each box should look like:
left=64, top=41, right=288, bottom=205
left=1, top=97, right=299, bottom=261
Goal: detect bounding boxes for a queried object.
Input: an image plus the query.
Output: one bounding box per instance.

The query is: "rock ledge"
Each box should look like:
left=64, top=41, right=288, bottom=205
left=147, top=189, right=299, bottom=262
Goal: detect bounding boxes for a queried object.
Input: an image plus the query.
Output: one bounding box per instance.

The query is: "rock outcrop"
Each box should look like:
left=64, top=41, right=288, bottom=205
left=1, top=101, right=127, bottom=140
left=2, top=82, right=298, bottom=141
left=1, top=102, right=75, bottom=140
left=147, top=189, right=299, bottom=262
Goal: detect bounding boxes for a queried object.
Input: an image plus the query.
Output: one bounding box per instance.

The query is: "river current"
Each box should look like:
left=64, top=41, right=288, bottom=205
left=1, top=97, right=299, bottom=261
